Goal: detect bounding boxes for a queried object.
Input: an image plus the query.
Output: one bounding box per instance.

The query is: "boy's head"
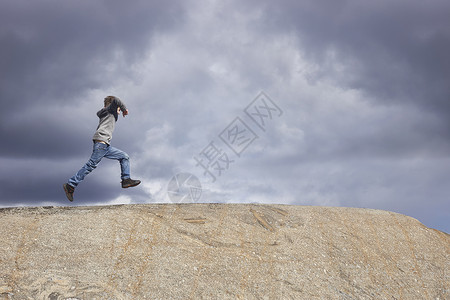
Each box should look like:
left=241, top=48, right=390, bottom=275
left=104, top=96, right=116, bottom=107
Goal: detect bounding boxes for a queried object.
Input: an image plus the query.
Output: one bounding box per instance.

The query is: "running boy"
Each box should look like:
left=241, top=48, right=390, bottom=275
left=63, top=96, right=141, bottom=201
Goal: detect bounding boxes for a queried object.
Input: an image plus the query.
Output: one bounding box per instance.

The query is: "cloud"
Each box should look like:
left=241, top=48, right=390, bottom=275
left=0, top=0, right=449, bottom=233
left=250, top=0, right=450, bottom=111
left=0, top=0, right=187, bottom=154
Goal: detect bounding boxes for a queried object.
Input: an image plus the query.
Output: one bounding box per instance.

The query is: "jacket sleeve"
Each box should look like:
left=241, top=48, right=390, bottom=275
left=111, top=97, right=127, bottom=112
left=106, top=97, right=127, bottom=121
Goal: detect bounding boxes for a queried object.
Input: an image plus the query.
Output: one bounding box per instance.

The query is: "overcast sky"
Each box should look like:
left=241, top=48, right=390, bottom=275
left=1, top=0, right=449, bottom=233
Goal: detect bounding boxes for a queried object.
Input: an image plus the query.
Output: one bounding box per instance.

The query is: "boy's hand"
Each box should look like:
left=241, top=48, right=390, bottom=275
left=122, top=109, right=129, bottom=117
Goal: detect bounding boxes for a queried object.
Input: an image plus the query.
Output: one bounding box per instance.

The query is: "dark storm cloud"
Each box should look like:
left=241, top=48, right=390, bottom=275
left=0, top=110, right=92, bottom=158
left=0, top=0, right=186, bottom=156
left=248, top=0, right=450, bottom=112
left=0, top=168, right=124, bottom=206
left=234, top=0, right=450, bottom=172
left=0, top=0, right=184, bottom=105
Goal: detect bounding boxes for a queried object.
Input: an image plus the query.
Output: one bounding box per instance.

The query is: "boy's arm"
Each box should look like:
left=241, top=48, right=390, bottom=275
left=113, top=97, right=127, bottom=112
left=108, top=97, right=128, bottom=118
left=116, top=97, right=129, bottom=117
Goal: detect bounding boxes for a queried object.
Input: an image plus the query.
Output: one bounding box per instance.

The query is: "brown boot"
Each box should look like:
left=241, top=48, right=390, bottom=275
left=121, top=178, right=141, bottom=188
left=63, top=183, right=75, bottom=202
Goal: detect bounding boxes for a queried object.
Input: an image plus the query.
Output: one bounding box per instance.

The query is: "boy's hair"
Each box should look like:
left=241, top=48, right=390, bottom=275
left=104, top=96, right=116, bottom=107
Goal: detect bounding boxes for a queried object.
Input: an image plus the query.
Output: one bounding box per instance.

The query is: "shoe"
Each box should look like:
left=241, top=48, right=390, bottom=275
left=121, top=178, right=141, bottom=188
left=63, top=183, right=75, bottom=202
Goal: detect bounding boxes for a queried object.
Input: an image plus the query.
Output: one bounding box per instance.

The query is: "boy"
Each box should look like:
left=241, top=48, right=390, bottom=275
left=63, top=96, right=141, bottom=202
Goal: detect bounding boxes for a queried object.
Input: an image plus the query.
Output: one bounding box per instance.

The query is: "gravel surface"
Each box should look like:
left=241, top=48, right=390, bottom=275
left=0, top=204, right=448, bottom=299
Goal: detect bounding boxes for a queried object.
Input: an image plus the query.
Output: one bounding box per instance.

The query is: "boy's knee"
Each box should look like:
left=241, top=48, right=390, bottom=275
left=122, top=153, right=130, bottom=161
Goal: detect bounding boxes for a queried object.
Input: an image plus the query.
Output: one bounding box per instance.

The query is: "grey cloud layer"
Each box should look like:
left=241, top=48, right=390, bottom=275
left=0, top=0, right=186, bottom=156
left=0, top=0, right=449, bottom=232
left=249, top=0, right=450, bottom=108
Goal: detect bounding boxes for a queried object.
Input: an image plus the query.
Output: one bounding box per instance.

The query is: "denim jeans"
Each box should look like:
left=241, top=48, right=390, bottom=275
left=68, top=142, right=130, bottom=187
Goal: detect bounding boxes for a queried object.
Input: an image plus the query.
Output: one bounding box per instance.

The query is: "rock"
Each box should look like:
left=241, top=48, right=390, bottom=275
left=0, top=204, right=448, bottom=299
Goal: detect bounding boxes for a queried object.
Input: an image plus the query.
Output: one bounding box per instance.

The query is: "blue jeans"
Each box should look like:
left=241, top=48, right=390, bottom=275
left=68, top=142, right=130, bottom=187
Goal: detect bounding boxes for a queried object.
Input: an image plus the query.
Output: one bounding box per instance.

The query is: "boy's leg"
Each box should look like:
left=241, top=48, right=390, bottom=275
left=103, top=146, right=130, bottom=180
left=104, top=146, right=140, bottom=188
left=68, top=142, right=108, bottom=187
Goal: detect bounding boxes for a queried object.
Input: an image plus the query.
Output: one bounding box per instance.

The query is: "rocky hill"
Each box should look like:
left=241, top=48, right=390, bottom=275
left=0, top=204, right=448, bottom=299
